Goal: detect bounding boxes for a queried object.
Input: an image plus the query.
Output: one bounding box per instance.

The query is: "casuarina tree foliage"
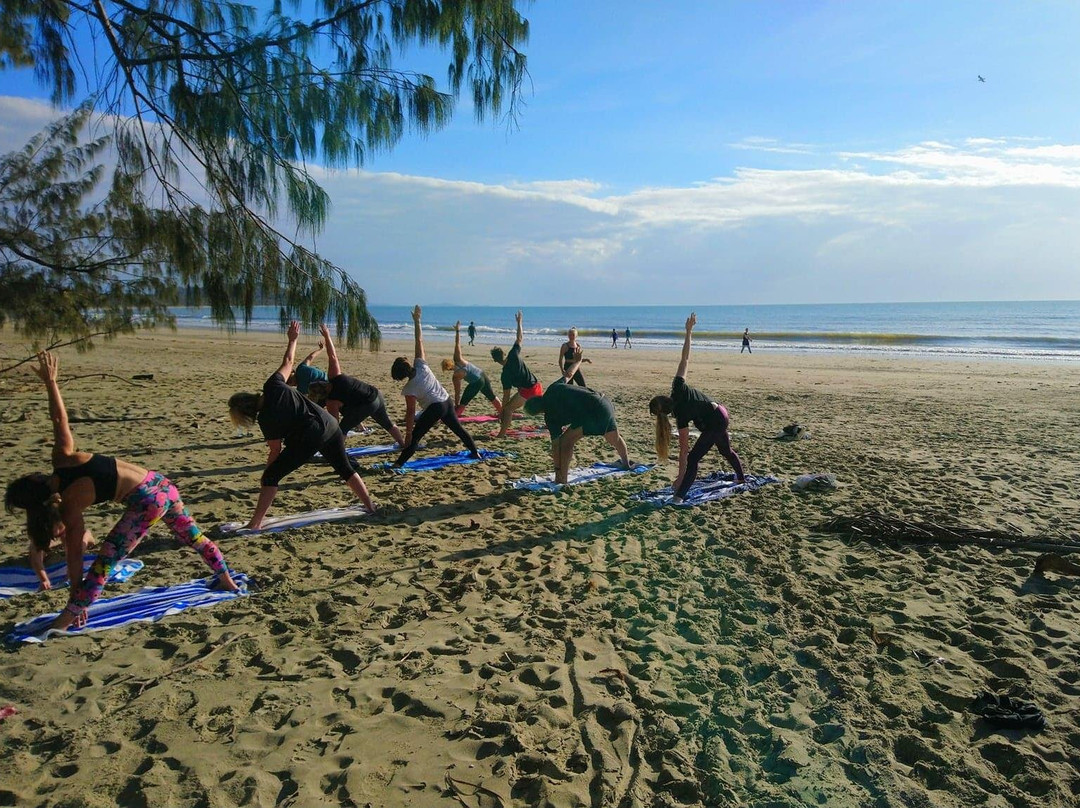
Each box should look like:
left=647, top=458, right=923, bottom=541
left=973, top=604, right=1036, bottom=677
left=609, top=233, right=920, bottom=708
left=0, top=0, right=529, bottom=360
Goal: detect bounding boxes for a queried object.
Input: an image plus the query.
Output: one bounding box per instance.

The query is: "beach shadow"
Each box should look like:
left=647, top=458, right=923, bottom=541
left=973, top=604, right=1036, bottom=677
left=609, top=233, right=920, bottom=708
left=441, top=503, right=651, bottom=563
left=377, top=489, right=531, bottom=527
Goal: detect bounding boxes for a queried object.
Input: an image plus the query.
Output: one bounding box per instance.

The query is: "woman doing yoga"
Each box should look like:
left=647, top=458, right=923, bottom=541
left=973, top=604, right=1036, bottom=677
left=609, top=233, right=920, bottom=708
left=648, top=313, right=746, bottom=503
left=307, top=324, right=405, bottom=446
left=391, top=306, right=481, bottom=467
left=490, top=310, right=542, bottom=437
left=5, top=352, right=238, bottom=631
left=228, top=321, right=375, bottom=529
left=441, top=321, right=502, bottom=417
left=557, top=327, right=592, bottom=387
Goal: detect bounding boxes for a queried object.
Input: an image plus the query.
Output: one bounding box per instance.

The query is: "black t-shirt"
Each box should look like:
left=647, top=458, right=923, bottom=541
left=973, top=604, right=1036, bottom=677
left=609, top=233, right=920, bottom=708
left=543, top=381, right=605, bottom=437
left=328, top=374, right=381, bottom=414
left=671, top=376, right=719, bottom=431
left=501, top=343, right=537, bottom=390
left=258, top=372, right=337, bottom=443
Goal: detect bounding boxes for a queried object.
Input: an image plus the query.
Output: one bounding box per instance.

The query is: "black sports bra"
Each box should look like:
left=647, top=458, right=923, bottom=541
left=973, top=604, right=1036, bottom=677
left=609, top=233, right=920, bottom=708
left=54, top=454, right=119, bottom=505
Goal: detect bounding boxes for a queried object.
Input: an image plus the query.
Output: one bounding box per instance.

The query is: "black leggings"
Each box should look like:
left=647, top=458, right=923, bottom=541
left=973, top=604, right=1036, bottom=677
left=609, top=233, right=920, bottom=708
left=460, top=374, right=497, bottom=408
left=340, top=395, right=394, bottom=436
left=567, top=369, right=586, bottom=387
left=675, top=422, right=745, bottom=499
left=262, top=423, right=355, bottom=487
left=396, top=399, right=479, bottom=465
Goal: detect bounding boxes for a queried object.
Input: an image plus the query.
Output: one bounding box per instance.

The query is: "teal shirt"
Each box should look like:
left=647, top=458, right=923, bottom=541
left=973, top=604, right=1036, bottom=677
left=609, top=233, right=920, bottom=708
left=293, top=362, right=327, bottom=393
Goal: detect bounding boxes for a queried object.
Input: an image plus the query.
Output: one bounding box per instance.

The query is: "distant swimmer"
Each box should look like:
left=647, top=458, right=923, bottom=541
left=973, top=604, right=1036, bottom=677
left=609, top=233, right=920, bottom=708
left=741, top=328, right=752, bottom=354
left=978, top=75, right=986, bottom=82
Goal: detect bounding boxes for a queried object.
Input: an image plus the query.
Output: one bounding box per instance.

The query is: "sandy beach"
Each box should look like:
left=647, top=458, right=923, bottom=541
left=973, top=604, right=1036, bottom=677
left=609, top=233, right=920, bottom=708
left=1, top=327, right=1079, bottom=808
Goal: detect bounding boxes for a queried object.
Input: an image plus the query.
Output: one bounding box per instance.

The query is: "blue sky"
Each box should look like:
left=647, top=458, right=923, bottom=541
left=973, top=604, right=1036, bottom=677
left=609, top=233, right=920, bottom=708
left=2, top=1, right=1080, bottom=306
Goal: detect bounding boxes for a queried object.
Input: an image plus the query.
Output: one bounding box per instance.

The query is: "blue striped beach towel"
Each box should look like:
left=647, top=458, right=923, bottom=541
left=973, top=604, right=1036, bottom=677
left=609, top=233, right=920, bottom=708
left=0, top=557, right=143, bottom=599
left=631, top=472, right=778, bottom=506
left=509, top=462, right=655, bottom=491
left=6, top=573, right=249, bottom=644
left=372, top=449, right=510, bottom=474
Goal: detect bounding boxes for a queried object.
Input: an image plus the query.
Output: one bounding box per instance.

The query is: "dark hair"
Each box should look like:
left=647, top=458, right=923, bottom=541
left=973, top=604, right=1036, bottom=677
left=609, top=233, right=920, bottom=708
left=391, top=357, right=412, bottom=381
left=523, top=397, right=545, bottom=416
left=5, top=473, right=60, bottom=551
left=490, top=347, right=505, bottom=363
left=307, top=380, right=330, bottom=406
left=228, top=392, right=261, bottom=426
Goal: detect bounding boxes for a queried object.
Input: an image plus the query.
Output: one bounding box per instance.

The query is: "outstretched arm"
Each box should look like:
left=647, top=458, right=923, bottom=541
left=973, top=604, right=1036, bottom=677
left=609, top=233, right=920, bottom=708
left=276, top=321, right=302, bottom=379
left=675, top=312, right=696, bottom=379
left=515, top=310, right=524, bottom=347
left=412, top=305, right=425, bottom=362
left=33, top=352, right=75, bottom=462
left=300, top=341, right=324, bottom=367
left=453, top=321, right=464, bottom=365
left=320, top=324, right=341, bottom=378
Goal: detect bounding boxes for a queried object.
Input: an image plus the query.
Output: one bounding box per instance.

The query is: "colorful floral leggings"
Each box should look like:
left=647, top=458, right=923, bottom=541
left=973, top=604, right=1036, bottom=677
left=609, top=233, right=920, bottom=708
left=72, top=472, right=228, bottom=609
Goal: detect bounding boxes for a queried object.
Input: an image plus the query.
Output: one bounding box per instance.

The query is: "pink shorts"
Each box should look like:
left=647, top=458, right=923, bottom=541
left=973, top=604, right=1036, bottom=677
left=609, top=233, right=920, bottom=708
left=519, top=382, right=543, bottom=400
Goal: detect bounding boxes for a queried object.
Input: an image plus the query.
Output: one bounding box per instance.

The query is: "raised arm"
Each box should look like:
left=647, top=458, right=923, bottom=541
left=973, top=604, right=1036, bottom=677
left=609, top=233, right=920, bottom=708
left=276, top=321, right=302, bottom=379
left=320, top=324, right=342, bottom=378
left=32, top=352, right=75, bottom=462
left=453, top=321, right=464, bottom=365
left=675, top=312, right=696, bottom=379
left=412, top=305, right=425, bottom=361
left=515, top=310, right=524, bottom=347
left=300, top=340, right=324, bottom=367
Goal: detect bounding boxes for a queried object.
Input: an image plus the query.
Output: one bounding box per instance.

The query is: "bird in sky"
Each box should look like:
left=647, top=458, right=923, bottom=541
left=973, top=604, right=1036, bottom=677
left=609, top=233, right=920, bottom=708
left=978, top=75, right=986, bottom=82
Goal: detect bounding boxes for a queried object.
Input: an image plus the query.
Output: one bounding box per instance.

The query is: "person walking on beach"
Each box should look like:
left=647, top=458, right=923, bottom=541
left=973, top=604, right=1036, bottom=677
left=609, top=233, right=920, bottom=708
left=228, top=321, right=376, bottom=529
left=611, top=328, right=618, bottom=348
left=287, top=339, right=328, bottom=393
left=741, top=328, right=752, bottom=354
left=624, top=327, right=632, bottom=349
left=5, top=352, right=238, bottom=631
left=467, top=321, right=477, bottom=346
left=392, top=307, right=482, bottom=466
left=442, top=321, right=502, bottom=417
left=558, top=327, right=592, bottom=387
left=648, top=312, right=746, bottom=504
left=307, top=324, right=405, bottom=446
left=524, top=357, right=631, bottom=484
left=490, top=310, right=543, bottom=438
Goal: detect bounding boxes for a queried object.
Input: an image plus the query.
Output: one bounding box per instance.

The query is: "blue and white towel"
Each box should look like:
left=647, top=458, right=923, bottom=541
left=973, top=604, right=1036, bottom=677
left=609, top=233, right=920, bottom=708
left=509, top=462, right=655, bottom=491
left=0, top=557, right=143, bottom=599
left=6, top=573, right=249, bottom=644
left=373, top=449, right=510, bottom=474
left=632, top=472, right=779, bottom=506
left=315, top=442, right=410, bottom=459
left=217, top=504, right=371, bottom=536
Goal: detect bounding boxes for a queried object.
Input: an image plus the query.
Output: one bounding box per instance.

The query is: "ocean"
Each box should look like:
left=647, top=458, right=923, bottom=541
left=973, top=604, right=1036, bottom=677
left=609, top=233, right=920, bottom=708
left=172, top=300, right=1080, bottom=363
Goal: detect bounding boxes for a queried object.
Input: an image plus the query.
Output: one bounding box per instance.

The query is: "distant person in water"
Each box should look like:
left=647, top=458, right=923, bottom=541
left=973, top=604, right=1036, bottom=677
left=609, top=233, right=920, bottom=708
left=307, top=323, right=405, bottom=446
left=558, top=327, right=592, bottom=387
left=468, top=321, right=477, bottom=346
left=5, top=352, right=238, bottom=631
left=741, top=328, right=752, bottom=354
left=287, top=339, right=328, bottom=393
left=391, top=306, right=481, bottom=466
left=648, top=312, right=746, bottom=504
left=624, top=327, right=632, bottom=348
left=524, top=357, right=631, bottom=484
left=229, top=321, right=376, bottom=529
left=442, top=321, right=502, bottom=417
left=611, top=328, right=618, bottom=348
left=490, top=310, right=542, bottom=437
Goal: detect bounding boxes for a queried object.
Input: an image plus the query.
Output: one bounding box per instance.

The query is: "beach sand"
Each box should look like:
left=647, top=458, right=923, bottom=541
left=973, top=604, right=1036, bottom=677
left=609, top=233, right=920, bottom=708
left=2, top=328, right=1079, bottom=807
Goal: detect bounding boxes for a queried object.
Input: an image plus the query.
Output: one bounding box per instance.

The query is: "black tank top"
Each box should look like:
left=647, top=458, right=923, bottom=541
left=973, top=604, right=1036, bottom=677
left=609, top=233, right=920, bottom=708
left=54, top=454, right=119, bottom=505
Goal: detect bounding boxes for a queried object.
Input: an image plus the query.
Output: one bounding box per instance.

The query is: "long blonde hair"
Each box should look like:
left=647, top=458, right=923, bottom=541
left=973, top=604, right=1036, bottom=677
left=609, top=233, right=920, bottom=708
left=648, top=396, right=673, bottom=461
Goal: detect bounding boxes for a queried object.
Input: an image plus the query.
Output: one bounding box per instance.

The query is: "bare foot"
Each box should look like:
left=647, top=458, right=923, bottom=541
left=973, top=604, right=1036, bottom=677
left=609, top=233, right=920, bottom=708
left=51, top=605, right=87, bottom=631
left=211, top=570, right=241, bottom=592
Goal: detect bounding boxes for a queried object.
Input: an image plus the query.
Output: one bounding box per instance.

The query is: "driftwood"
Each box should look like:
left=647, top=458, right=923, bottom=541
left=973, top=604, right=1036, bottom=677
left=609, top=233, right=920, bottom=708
left=816, top=512, right=1080, bottom=556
